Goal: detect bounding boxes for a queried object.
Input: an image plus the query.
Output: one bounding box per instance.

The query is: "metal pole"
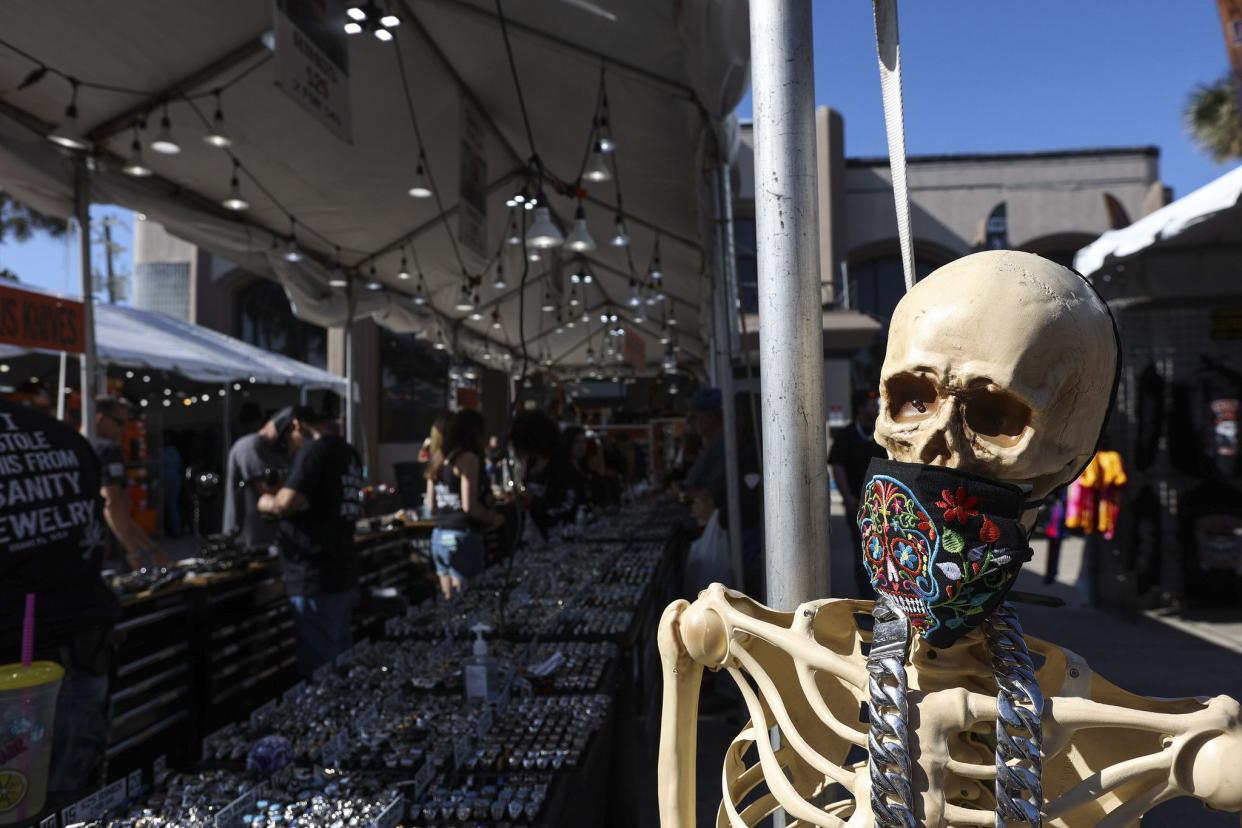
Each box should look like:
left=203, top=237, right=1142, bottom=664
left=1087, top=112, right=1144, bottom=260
left=711, top=165, right=745, bottom=590
left=75, top=164, right=97, bottom=439
left=750, top=0, right=831, bottom=608
left=344, top=280, right=356, bottom=445
left=56, top=351, right=67, bottom=421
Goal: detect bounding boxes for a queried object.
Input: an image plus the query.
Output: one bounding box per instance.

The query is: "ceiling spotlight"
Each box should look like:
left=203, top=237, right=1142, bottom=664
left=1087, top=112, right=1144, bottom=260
left=374, top=27, right=393, bottom=41
left=150, top=104, right=181, bottom=155
left=563, top=202, right=596, bottom=253
left=525, top=206, right=563, bottom=249
left=48, top=79, right=90, bottom=150
left=344, top=21, right=363, bottom=34
left=380, top=13, right=400, bottom=27
left=408, top=150, right=432, bottom=198
left=609, top=213, right=630, bottom=247
left=582, top=142, right=612, bottom=182
left=203, top=93, right=231, bottom=147
left=347, top=6, right=367, bottom=21
left=221, top=161, right=249, bottom=211
left=121, top=128, right=152, bottom=177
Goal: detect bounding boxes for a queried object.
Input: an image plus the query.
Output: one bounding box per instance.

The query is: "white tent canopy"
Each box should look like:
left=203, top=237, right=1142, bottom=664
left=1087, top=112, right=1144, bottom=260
left=0, top=0, right=750, bottom=372
left=1075, top=164, right=1242, bottom=277
left=0, top=303, right=345, bottom=389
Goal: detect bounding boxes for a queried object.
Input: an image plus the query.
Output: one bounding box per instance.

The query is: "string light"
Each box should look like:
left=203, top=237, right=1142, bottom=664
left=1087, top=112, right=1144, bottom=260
left=150, top=103, right=181, bottom=155
left=48, top=78, right=89, bottom=150
left=454, top=282, right=475, bottom=313
left=221, top=160, right=249, bottom=211
left=608, top=213, right=630, bottom=247
left=282, top=218, right=303, bottom=262
left=408, top=148, right=432, bottom=198
left=582, top=142, right=611, bottom=182
left=563, top=201, right=595, bottom=253
left=121, top=124, right=152, bottom=177
left=525, top=205, right=563, bottom=249
left=203, top=91, right=231, bottom=148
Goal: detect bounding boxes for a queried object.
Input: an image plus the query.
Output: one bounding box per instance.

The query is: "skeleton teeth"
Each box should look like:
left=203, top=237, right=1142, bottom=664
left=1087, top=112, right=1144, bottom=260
left=882, top=591, right=928, bottom=617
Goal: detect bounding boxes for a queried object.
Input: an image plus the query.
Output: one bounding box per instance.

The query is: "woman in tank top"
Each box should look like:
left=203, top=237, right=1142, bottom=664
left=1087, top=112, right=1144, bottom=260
left=426, top=408, right=505, bottom=599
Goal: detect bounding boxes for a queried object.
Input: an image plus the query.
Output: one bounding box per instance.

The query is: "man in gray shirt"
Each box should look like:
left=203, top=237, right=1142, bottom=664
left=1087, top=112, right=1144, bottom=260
left=223, top=407, right=293, bottom=551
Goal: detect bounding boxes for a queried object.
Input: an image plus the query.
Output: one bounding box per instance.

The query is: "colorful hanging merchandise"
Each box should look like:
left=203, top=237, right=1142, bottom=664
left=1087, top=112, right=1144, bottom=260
left=1065, top=450, right=1128, bottom=539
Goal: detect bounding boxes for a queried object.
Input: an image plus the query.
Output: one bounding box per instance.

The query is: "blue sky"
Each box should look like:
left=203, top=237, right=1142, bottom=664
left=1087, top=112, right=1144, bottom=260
left=2, top=2, right=1238, bottom=297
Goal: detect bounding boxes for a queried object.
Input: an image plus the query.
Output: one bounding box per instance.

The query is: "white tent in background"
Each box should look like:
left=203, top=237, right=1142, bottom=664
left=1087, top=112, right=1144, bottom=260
left=0, top=303, right=345, bottom=390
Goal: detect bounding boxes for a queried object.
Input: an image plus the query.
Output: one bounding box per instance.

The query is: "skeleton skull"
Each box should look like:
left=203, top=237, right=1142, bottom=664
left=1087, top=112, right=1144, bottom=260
left=875, top=250, right=1118, bottom=502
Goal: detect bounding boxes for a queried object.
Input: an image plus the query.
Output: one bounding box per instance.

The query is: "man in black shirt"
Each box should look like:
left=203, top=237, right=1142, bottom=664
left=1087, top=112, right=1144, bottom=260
left=0, top=398, right=119, bottom=799
left=91, top=397, right=164, bottom=570
left=257, top=405, right=362, bottom=675
left=828, top=388, right=887, bottom=597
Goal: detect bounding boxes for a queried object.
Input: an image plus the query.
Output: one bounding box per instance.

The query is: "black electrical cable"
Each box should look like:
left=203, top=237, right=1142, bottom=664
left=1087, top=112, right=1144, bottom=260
left=493, top=0, right=537, bottom=162
left=391, top=36, right=468, bottom=279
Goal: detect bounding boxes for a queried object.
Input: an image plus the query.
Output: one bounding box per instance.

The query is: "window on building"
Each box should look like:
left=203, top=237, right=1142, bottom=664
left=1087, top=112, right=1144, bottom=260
left=379, top=329, right=449, bottom=444
left=733, top=217, right=759, bottom=314
left=236, top=279, right=327, bottom=368
left=846, top=255, right=940, bottom=321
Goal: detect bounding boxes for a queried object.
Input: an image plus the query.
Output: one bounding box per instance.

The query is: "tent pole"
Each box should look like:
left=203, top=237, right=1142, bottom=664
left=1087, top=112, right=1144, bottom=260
left=75, top=163, right=98, bottom=439
left=222, top=384, right=231, bottom=476
left=344, top=279, right=357, bottom=446
left=749, top=0, right=830, bottom=609
left=711, top=164, right=745, bottom=590
left=56, top=351, right=67, bottom=421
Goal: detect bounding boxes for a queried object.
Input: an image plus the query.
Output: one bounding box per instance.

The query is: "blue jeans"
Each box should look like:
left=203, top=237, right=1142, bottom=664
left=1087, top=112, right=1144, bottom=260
left=49, top=672, right=109, bottom=794
left=431, top=528, right=485, bottom=582
left=288, top=591, right=354, bottom=676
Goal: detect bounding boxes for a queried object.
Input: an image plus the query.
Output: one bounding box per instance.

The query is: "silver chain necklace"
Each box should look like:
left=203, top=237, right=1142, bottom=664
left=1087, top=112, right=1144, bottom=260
left=867, top=600, right=1045, bottom=827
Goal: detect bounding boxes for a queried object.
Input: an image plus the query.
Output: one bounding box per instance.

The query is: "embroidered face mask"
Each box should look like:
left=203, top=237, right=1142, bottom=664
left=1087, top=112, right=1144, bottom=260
left=856, top=457, right=1033, bottom=648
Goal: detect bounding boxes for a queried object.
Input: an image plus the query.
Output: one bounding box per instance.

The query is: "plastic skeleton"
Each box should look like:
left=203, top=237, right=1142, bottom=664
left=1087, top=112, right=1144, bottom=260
left=657, top=253, right=1242, bottom=826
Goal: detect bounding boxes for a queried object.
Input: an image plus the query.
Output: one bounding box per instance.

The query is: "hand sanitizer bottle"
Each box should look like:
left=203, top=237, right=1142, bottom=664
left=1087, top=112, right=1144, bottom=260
left=465, top=623, right=497, bottom=703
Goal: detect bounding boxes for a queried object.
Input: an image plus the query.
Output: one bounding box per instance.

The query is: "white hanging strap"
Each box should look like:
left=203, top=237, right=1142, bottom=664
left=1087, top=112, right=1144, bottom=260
left=872, top=0, right=916, bottom=293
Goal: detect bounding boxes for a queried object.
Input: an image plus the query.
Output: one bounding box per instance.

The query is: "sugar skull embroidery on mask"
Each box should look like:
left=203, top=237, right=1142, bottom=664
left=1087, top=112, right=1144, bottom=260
left=858, top=458, right=1033, bottom=647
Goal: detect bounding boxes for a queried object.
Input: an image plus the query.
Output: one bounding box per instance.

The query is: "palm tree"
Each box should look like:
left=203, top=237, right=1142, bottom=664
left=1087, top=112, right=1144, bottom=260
left=0, top=191, right=67, bottom=244
left=1185, top=75, right=1242, bottom=163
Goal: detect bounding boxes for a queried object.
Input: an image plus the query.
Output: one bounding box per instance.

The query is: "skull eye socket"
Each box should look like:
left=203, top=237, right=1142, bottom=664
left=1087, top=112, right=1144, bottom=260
left=962, top=387, right=1031, bottom=446
left=885, top=373, right=940, bottom=423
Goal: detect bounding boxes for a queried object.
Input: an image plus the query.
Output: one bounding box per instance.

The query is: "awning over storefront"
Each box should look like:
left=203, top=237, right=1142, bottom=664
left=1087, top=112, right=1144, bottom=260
left=740, top=309, right=883, bottom=354
left=1075, top=165, right=1242, bottom=300
left=0, top=1, right=749, bottom=372
left=0, top=303, right=345, bottom=388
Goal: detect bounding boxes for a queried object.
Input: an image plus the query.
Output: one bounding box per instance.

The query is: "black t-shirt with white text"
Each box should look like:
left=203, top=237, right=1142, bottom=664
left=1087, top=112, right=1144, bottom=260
left=278, top=434, right=362, bottom=596
left=1, top=400, right=119, bottom=657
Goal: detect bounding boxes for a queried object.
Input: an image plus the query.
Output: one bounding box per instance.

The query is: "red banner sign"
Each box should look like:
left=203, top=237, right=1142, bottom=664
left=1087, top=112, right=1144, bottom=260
left=0, top=284, right=85, bottom=353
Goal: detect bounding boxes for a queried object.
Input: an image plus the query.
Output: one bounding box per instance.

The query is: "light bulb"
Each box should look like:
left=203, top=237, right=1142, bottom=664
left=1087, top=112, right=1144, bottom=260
left=541, top=292, right=557, bottom=313
left=628, top=281, right=642, bottom=307
left=367, top=280, right=383, bottom=291
left=582, top=143, right=611, bottom=182
left=408, top=157, right=432, bottom=198
left=528, top=249, right=542, bottom=263
left=48, top=84, right=89, bottom=150
left=491, top=310, right=502, bottom=330
left=221, top=168, right=249, bottom=211
left=609, top=215, right=629, bottom=247
left=506, top=216, right=521, bottom=245
left=203, top=102, right=231, bottom=148
left=568, top=288, right=580, bottom=308
left=455, top=283, right=474, bottom=312
left=380, top=13, right=400, bottom=27
left=374, top=27, right=393, bottom=41
left=150, top=111, right=181, bottom=155
left=563, top=203, right=596, bottom=253
left=329, top=271, right=349, bottom=288
left=346, top=6, right=367, bottom=20
left=493, top=262, right=507, bottom=290
left=121, top=137, right=152, bottom=177
left=344, top=21, right=363, bottom=34
left=525, top=206, right=563, bottom=249
left=469, top=292, right=483, bottom=320
left=397, top=257, right=411, bottom=280
left=283, top=238, right=302, bottom=263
